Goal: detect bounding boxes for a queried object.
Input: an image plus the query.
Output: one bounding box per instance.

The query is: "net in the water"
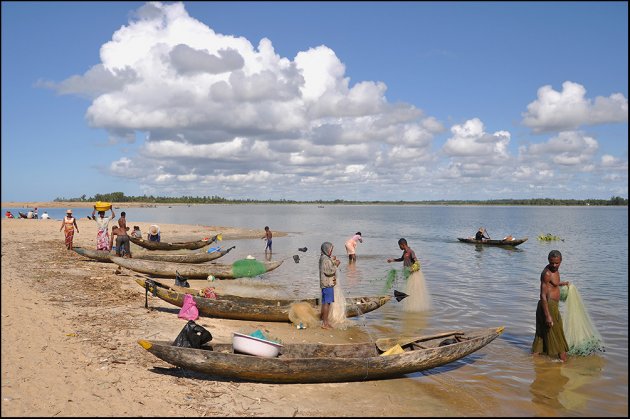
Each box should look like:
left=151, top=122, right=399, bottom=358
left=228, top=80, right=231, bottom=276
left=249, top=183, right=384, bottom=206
left=560, top=284, right=604, bottom=356
left=402, top=269, right=432, bottom=312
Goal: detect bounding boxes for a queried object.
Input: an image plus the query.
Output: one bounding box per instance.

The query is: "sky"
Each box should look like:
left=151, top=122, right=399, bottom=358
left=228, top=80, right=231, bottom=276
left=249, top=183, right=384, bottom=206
left=1, top=1, right=628, bottom=202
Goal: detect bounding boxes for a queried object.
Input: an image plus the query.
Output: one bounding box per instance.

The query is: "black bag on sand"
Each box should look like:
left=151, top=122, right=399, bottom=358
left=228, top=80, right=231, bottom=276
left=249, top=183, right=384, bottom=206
left=172, top=320, right=212, bottom=348
left=175, top=271, right=190, bottom=288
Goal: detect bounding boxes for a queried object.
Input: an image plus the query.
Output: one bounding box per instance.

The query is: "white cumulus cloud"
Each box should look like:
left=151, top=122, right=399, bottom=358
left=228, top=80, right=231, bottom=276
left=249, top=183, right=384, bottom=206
left=522, top=81, right=628, bottom=133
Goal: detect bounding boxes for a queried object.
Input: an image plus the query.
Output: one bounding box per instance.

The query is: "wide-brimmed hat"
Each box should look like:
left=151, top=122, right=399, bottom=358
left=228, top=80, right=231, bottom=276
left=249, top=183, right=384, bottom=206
left=66, top=209, right=72, bottom=214
left=149, top=225, right=159, bottom=235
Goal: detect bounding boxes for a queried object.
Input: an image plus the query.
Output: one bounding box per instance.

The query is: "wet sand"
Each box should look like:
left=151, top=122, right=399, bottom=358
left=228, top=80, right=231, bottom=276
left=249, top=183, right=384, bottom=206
left=1, top=209, right=475, bottom=417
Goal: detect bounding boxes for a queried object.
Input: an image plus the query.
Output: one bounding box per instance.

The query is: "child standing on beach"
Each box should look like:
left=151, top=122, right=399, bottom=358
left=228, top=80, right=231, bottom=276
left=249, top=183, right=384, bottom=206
left=319, top=242, right=340, bottom=329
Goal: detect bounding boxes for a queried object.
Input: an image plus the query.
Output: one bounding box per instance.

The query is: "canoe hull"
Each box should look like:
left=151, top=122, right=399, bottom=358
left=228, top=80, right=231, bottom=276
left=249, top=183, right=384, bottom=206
left=129, top=235, right=216, bottom=251
left=112, top=256, right=283, bottom=279
left=138, top=327, right=503, bottom=383
left=132, top=247, right=234, bottom=263
left=457, top=237, right=528, bottom=247
left=136, top=277, right=391, bottom=322
left=72, top=247, right=113, bottom=263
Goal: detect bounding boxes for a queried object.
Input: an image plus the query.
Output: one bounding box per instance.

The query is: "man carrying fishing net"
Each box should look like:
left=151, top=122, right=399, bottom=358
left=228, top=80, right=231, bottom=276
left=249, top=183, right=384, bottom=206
left=532, top=250, right=570, bottom=362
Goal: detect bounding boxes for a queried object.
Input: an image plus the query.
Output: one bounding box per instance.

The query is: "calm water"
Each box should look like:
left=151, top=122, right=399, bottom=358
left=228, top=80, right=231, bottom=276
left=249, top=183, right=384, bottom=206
left=5, top=204, right=628, bottom=416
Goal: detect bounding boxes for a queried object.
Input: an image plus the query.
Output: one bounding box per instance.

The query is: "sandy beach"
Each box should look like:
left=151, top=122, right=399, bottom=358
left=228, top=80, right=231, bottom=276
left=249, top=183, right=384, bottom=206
left=1, top=204, right=466, bottom=417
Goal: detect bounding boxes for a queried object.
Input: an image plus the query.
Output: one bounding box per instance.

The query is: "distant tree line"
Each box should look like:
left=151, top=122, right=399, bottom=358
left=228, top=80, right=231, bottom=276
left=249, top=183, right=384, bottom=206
left=54, top=192, right=628, bottom=206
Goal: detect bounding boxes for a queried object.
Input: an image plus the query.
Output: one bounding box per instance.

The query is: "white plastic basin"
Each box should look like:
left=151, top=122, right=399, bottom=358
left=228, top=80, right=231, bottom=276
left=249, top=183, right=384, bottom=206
left=232, top=332, right=283, bottom=358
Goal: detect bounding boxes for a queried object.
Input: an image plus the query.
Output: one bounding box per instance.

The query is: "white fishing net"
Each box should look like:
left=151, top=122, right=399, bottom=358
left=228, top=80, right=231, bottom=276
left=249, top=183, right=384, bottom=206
left=329, top=272, right=350, bottom=329
left=402, top=269, right=432, bottom=312
left=561, top=284, right=604, bottom=356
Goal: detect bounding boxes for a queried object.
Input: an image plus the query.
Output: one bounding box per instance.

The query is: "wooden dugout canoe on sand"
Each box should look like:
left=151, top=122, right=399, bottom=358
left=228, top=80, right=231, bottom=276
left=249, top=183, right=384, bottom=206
left=72, top=247, right=114, bottom=262
left=137, top=327, right=504, bottom=383
left=133, top=246, right=235, bottom=263
left=457, top=237, right=528, bottom=247
left=112, top=256, right=283, bottom=279
left=72, top=246, right=235, bottom=263
left=135, top=277, right=391, bottom=322
left=128, top=234, right=219, bottom=251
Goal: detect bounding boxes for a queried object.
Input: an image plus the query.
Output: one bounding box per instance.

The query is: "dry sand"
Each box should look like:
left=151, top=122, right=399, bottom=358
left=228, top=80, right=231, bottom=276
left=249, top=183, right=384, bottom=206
left=1, top=206, right=471, bottom=417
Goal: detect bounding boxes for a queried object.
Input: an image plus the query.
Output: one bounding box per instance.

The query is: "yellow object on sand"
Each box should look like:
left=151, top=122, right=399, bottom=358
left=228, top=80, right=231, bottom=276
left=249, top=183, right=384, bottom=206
left=380, top=344, right=404, bottom=356
left=94, top=201, right=112, bottom=211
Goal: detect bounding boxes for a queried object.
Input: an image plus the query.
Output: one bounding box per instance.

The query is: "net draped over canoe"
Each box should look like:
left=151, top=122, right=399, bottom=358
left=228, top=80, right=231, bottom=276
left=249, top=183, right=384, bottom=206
left=231, top=259, right=268, bottom=278
left=560, top=285, right=604, bottom=356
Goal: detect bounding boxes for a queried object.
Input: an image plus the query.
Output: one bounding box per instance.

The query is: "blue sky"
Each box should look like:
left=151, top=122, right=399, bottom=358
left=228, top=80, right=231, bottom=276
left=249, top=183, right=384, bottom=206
left=2, top=1, right=627, bottom=202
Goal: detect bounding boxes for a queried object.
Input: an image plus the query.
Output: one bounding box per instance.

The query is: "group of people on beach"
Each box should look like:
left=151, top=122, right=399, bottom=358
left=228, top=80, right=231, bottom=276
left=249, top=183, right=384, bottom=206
left=60, top=205, right=164, bottom=258
left=56, top=211, right=572, bottom=361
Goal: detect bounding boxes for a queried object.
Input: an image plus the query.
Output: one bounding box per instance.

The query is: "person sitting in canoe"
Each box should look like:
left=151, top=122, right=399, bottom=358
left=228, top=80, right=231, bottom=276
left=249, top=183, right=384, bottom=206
left=475, top=227, right=490, bottom=241
left=147, top=225, right=161, bottom=242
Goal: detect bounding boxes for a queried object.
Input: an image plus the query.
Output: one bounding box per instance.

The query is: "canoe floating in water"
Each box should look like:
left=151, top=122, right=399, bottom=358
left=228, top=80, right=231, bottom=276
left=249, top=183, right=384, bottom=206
left=457, top=237, right=528, bottom=247
left=135, top=277, right=391, bottom=322
left=112, top=256, right=283, bottom=279
left=138, top=326, right=503, bottom=383
left=129, top=234, right=219, bottom=251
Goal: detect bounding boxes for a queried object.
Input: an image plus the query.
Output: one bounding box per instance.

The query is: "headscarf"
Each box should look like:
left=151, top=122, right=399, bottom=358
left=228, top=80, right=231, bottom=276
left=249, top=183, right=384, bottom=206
left=320, top=241, right=333, bottom=257
left=319, top=241, right=336, bottom=288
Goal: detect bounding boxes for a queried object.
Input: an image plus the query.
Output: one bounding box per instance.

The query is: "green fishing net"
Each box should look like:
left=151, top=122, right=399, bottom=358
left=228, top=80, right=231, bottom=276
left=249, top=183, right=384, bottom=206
left=232, top=259, right=267, bottom=278
left=562, top=284, right=604, bottom=356
left=538, top=233, right=563, bottom=241
left=383, top=269, right=399, bottom=293
left=559, top=285, right=569, bottom=302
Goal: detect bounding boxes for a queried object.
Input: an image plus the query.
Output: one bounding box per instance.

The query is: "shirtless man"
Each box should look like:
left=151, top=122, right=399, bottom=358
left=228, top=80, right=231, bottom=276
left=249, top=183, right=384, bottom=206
left=262, top=226, right=272, bottom=254
left=532, top=250, right=570, bottom=361
left=110, top=224, right=131, bottom=258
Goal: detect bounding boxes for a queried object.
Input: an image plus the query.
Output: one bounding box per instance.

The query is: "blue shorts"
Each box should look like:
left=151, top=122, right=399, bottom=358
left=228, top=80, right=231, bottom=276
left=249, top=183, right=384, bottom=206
left=321, top=287, right=335, bottom=304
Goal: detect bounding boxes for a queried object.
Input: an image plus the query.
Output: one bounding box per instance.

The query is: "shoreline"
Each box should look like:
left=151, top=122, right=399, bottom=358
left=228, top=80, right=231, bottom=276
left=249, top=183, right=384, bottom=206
left=3, top=200, right=626, bottom=210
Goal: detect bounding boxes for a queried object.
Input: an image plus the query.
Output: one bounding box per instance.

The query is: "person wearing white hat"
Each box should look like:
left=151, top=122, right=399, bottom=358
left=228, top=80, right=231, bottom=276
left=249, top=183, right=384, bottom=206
left=147, top=225, right=161, bottom=242
left=59, top=209, right=79, bottom=250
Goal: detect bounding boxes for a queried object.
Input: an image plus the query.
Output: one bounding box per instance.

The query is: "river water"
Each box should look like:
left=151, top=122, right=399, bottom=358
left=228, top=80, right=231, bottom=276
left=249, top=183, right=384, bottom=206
left=6, top=204, right=628, bottom=416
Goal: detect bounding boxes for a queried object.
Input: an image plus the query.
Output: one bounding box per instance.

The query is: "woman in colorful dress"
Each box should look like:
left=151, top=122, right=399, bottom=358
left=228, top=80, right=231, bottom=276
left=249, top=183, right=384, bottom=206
left=59, top=209, right=79, bottom=250
left=91, top=207, right=116, bottom=250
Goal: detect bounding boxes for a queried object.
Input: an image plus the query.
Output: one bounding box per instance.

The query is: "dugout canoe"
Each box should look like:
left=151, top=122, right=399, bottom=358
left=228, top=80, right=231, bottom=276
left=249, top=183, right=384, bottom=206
left=73, top=247, right=114, bottom=262
left=138, top=326, right=503, bottom=383
left=135, top=277, right=391, bottom=321
left=132, top=246, right=235, bottom=263
left=112, top=256, right=283, bottom=279
left=128, top=234, right=219, bottom=251
left=457, top=237, right=528, bottom=247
